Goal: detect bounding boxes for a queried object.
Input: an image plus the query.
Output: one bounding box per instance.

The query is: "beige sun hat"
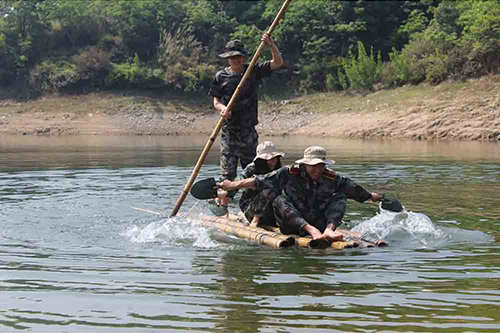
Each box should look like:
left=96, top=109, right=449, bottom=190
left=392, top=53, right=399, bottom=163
left=253, top=141, right=285, bottom=161
left=295, top=146, right=335, bottom=165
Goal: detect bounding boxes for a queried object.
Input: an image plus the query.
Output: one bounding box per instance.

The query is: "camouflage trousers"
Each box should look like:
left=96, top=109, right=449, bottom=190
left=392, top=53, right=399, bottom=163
left=220, top=126, right=258, bottom=181
left=239, top=188, right=281, bottom=227
left=273, top=194, right=347, bottom=236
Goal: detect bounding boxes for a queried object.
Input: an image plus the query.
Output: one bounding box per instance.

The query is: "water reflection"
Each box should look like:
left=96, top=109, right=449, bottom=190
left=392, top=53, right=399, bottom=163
left=1, top=135, right=500, bottom=331
left=1, top=136, right=500, bottom=172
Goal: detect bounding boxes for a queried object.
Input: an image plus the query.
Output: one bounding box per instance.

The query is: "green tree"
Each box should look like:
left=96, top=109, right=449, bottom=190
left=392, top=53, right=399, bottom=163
left=41, top=0, right=100, bottom=49
left=458, top=0, right=500, bottom=72
left=182, top=0, right=236, bottom=55
left=94, top=0, right=185, bottom=61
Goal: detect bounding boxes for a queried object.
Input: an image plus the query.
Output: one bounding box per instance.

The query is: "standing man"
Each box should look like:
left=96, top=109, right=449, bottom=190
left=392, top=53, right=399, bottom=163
left=218, top=146, right=382, bottom=243
left=208, top=33, right=284, bottom=210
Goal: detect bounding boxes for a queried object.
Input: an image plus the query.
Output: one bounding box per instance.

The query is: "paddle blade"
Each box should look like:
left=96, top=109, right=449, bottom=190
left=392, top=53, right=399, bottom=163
left=190, top=178, right=218, bottom=200
left=381, top=193, right=404, bottom=212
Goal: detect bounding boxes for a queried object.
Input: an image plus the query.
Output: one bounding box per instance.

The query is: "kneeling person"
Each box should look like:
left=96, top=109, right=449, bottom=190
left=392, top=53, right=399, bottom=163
left=219, top=146, right=382, bottom=243
left=239, top=141, right=284, bottom=228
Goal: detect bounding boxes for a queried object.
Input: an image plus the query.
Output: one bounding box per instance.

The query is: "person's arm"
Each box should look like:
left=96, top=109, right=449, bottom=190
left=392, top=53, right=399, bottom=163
left=338, top=176, right=379, bottom=203
left=213, top=97, right=231, bottom=119
left=262, top=33, right=284, bottom=71
left=219, top=177, right=256, bottom=192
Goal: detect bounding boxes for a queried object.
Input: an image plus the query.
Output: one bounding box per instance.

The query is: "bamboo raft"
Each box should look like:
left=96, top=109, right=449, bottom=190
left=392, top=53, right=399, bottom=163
left=197, top=214, right=386, bottom=250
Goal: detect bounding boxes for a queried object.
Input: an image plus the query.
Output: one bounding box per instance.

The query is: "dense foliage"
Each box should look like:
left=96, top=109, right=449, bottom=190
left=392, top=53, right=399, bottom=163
left=0, top=0, right=499, bottom=97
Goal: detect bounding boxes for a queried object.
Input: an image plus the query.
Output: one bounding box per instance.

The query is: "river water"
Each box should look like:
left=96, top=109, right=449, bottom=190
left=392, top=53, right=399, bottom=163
left=0, top=135, right=499, bottom=332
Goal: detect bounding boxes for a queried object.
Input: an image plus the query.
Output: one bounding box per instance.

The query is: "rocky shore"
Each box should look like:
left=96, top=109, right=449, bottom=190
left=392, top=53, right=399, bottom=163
left=1, top=76, right=499, bottom=141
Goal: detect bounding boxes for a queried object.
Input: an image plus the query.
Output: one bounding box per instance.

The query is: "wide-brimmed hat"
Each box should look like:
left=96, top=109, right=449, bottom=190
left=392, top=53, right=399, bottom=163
left=253, top=141, right=285, bottom=161
left=219, top=40, right=248, bottom=58
left=295, top=146, right=335, bottom=165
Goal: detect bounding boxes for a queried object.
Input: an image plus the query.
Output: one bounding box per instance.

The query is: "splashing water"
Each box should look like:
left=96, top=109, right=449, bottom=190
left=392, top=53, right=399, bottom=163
left=124, top=213, right=222, bottom=249
left=352, top=208, right=449, bottom=248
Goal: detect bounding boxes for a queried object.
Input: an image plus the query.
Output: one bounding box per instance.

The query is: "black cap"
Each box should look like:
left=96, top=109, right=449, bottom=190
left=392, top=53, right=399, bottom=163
left=219, top=40, right=248, bottom=58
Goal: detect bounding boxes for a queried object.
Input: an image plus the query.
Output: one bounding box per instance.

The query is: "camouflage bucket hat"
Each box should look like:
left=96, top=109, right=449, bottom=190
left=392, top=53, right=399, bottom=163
left=253, top=141, right=285, bottom=162
left=295, top=146, right=335, bottom=166
left=219, top=40, right=248, bottom=58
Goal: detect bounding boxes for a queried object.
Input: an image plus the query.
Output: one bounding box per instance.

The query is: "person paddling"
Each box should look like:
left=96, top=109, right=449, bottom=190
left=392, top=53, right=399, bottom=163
left=217, top=146, right=382, bottom=243
left=208, top=34, right=284, bottom=212
left=238, top=141, right=285, bottom=227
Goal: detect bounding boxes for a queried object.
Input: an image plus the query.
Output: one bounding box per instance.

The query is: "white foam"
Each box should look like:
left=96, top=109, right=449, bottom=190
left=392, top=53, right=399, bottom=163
left=352, top=208, right=448, bottom=248
left=123, top=214, right=221, bottom=249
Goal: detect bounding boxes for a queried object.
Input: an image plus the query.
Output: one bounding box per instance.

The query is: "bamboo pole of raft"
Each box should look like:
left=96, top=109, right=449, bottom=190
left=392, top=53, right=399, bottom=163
left=198, top=216, right=295, bottom=249
left=202, top=217, right=295, bottom=246
left=223, top=214, right=360, bottom=249
left=199, top=215, right=360, bottom=249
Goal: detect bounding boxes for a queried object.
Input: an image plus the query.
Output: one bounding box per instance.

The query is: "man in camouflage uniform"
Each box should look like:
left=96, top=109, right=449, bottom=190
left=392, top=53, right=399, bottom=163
left=239, top=141, right=284, bottom=227
left=208, top=33, right=284, bottom=210
left=219, top=146, right=382, bottom=243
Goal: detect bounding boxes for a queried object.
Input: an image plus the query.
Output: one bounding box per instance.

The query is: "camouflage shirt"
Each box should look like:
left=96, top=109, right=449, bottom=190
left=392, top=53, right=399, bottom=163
left=239, top=162, right=259, bottom=207
left=253, top=165, right=373, bottom=226
left=208, top=61, right=272, bottom=129
left=239, top=159, right=279, bottom=210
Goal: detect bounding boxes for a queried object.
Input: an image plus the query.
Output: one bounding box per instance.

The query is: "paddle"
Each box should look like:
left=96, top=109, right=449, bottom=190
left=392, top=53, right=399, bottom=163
left=380, top=193, right=404, bottom=212
left=170, top=0, right=293, bottom=217
left=190, top=177, right=218, bottom=200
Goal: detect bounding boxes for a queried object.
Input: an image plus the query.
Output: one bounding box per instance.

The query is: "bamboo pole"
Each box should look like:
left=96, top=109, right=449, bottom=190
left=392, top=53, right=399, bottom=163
left=198, top=216, right=295, bottom=249
left=170, top=0, right=293, bottom=217
left=199, top=215, right=364, bottom=250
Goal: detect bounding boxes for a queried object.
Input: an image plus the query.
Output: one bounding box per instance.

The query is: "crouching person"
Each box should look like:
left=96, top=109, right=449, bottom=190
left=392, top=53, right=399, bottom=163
left=239, top=141, right=284, bottom=228
left=219, top=146, right=382, bottom=243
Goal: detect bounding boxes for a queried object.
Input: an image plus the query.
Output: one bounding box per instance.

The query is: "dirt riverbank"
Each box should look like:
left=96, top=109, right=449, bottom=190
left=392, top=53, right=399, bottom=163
left=1, top=75, right=499, bottom=141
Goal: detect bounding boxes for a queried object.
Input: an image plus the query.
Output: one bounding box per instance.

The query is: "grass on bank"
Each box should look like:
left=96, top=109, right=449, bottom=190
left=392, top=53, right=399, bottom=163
left=1, top=75, right=499, bottom=118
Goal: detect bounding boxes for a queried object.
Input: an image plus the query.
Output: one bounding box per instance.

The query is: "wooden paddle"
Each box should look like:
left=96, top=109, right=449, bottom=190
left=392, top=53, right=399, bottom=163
left=170, top=0, right=293, bottom=217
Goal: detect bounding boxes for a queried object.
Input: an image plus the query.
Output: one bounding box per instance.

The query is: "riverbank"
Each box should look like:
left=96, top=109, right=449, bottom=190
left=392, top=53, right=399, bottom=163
left=1, top=75, right=499, bottom=140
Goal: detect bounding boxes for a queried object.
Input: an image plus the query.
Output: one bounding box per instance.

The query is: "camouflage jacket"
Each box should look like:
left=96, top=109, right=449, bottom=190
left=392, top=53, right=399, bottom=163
left=239, top=162, right=258, bottom=208
left=253, top=165, right=373, bottom=226
left=239, top=160, right=279, bottom=210
left=208, top=61, right=272, bottom=129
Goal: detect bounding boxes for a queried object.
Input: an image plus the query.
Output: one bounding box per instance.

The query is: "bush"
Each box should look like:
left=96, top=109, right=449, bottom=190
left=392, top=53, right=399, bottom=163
left=30, top=60, right=79, bottom=93
left=339, top=41, right=383, bottom=91
left=157, top=26, right=213, bottom=91
left=389, top=47, right=410, bottom=86
left=398, top=38, right=437, bottom=84
left=425, top=50, right=449, bottom=85
left=106, top=59, right=165, bottom=89
left=97, top=34, right=127, bottom=63
left=295, top=56, right=342, bottom=93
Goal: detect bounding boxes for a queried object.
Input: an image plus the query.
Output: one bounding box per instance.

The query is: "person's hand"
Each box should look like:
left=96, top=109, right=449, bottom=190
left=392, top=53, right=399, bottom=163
left=218, top=179, right=235, bottom=192
left=319, top=228, right=344, bottom=242
left=304, top=224, right=322, bottom=239
left=371, top=192, right=382, bottom=202
left=261, top=33, right=275, bottom=46
left=220, top=105, right=232, bottom=119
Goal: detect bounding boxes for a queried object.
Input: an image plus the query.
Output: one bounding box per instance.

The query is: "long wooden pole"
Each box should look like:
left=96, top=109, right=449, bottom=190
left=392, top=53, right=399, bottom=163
left=170, top=0, right=292, bottom=217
